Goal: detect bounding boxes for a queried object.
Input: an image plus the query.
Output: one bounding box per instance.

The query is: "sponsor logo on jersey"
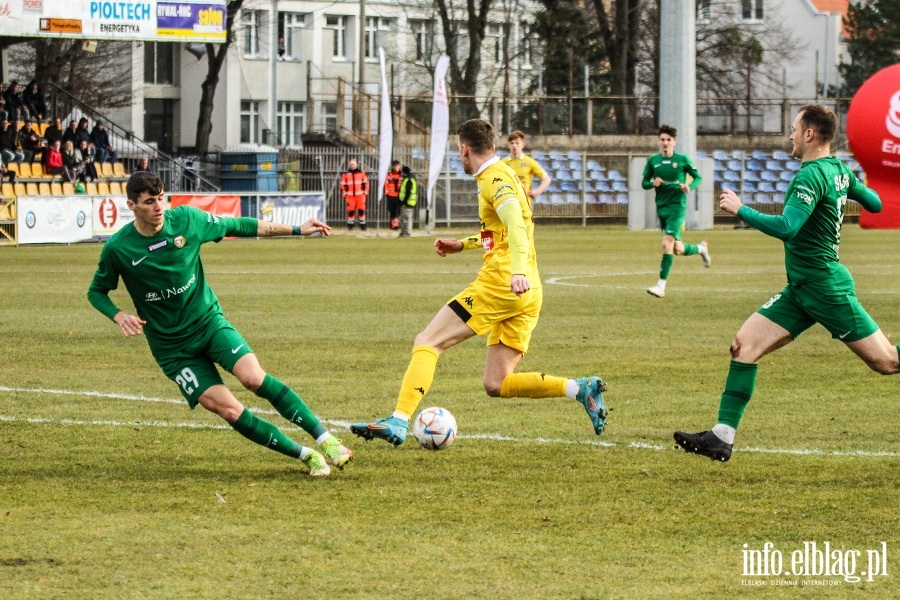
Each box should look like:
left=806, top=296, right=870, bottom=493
left=796, top=184, right=815, bottom=194
left=174, top=236, right=186, bottom=248
left=132, top=256, right=147, bottom=266
left=481, top=230, right=495, bottom=252
left=157, top=273, right=197, bottom=301
left=492, top=177, right=503, bottom=184
left=148, top=239, right=168, bottom=252
left=145, top=291, right=160, bottom=302
left=795, top=191, right=814, bottom=204
left=662, top=160, right=671, bottom=164
left=672, top=162, right=678, bottom=168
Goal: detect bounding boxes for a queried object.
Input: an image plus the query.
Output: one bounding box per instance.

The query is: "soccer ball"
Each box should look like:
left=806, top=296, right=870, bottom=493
left=412, top=407, right=457, bottom=450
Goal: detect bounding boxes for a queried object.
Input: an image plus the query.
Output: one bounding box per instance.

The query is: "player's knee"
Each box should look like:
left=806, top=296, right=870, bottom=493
left=219, top=404, right=244, bottom=423
left=239, top=371, right=266, bottom=392
left=483, top=378, right=502, bottom=397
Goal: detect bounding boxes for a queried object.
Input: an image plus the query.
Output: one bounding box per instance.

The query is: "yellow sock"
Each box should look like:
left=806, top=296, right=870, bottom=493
left=395, top=346, right=440, bottom=418
left=499, top=373, right=568, bottom=398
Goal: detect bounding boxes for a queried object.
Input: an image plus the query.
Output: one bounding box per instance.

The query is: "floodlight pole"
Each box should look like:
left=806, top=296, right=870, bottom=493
left=659, top=0, right=696, bottom=160
left=269, top=0, right=279, bottom=145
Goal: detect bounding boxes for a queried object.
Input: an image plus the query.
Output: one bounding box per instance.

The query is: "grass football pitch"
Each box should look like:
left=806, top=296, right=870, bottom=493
left=1, top=225, right=899, bottom=599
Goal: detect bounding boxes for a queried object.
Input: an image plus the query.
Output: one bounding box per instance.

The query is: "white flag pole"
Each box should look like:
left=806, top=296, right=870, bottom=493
left=426, top=55, right=451, bottom=233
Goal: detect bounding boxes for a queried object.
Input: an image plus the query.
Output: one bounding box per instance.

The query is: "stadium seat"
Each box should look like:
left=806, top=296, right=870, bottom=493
left=38, top=122, right=48, bottom=136
left=38, top=182, right=51, bottom=195
left=31, top=163, right=43, bottom=178
left=615, top=193, right=628, bottom=204
left=50, top=182, right=63, bottom=196
left=731, top=150, right=745, bottom=159
left=598, top=194, right=614, bottom=204
left=565, top=150, right=581, bottom=160
left=15, top=183, right=26, bottom=196
left=568, top=160, right=583, bottom=172
left=565, top=193, right=580, bottom=204
left=746, top=160, right=763, bottom=171
left=760, top=171, right=777, bottom=182
left=555, top=170, right=573, bottom=181
left=549, top=193, right=564, bottom=204
left=696, top=150, right=709, bottom=159
left=100, top=163, right=114, bottom=178
left=586, top=160, right=602, bottom=171
left=765, top=160, right=781, bottom=171
left=550, top=160, right=565, bottom=170
left=758, top=182, right=775, bottom=193
left=785, top=160, right=801, bottom=170
left=772, top=150, right=790, bottom=160
left=110, top=182, right=122, bottom=195
left=62, top=182, right=75, bottom=195
left=754, top=193, right=772, bottom=204
left=411, top=149, right=425, bottom=160
left=586, top=194, right=600, bottom=204
left=723, top=171, right=741, bottom=182
left=2, top=183, right=14, bottom=198
left=712, top=149, right=728, bottom=160
left=743, top=182, right=757, bottom=193
left=7, top=163, right=19, bottom=175
left=546, top=182, right=560, bottom=193
left=744, top=171, right=760, bottom=182
left=585, top=180, right=597, bottom=193
left=779, top=171, right=794, bottom=182
left=776, top=181, right=790, bottom=193
left=611, top=181, right=628, bottom=193
left=727, top=160, right=742, bottom=171
left=773, top=194, right=785, bottom=204
left=548, top=151, right=564, bottom=160
left=532, top=195, right=549, bottom=205
left=713, top=161, right=726, bottom=172
left=607, top=170, right=625, bottom=181
left=98, top=182, right=111, bottom=195
left=751, top=150, right=768, bottom=160
left=16, top=163, right=29, bottom=177
left=531, top=150, right=546, bottom=160
left=588, top=170, right=604, bottom=180
left=86, top=182, right=98, bottom=195
left=561, top=181, right=579, bottom=192
left=595, top=180, right=611, bottom=192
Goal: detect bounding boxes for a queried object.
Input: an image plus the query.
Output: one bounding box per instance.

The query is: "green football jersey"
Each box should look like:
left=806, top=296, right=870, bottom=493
left=782, top=157, right=869, bottom=285
left=641, top=152, right=702, bottom=207
left=88, top=205, right=255, bottom=349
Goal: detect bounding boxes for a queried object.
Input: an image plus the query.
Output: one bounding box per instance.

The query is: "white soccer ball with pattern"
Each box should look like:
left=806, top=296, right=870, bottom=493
left=413, top=407, right=457, bottom=450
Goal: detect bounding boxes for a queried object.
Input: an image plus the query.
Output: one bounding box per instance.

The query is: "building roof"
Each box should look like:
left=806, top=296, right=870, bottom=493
left=809, top=0, right=848, bottom=13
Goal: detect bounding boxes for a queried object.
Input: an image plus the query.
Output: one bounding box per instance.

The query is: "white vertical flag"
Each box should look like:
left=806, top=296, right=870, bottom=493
left=427, top=55, right=451, bottom=227
left=377, top=47, right=393, bottom=204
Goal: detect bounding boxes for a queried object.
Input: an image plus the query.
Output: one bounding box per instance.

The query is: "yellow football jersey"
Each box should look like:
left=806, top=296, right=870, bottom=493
left=471, top=157, right=540, bottom=285
left=503, top=154, right=547, bottom=192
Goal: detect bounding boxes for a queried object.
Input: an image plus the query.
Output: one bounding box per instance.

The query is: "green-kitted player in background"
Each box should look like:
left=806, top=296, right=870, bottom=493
left=642, top=124, right=710, bottom=298
left=88, top=172, right=353, bottom=476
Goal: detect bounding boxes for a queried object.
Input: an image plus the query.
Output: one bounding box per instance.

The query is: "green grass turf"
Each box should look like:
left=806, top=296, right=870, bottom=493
left=1, top=225, right=899, bottom=599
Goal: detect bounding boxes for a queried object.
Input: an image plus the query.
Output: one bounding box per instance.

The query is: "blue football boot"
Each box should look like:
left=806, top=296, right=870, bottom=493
left=576, top=377, right=608, bottom=435
left=350, top=416, right=408, bottom=446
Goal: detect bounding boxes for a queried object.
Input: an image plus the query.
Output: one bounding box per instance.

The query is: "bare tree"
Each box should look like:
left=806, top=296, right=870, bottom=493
left=434, top=0, right=493, bottom=121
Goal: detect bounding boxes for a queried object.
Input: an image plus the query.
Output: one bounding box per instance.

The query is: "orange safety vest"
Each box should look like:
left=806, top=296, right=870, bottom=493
left=341, top=169, right=369, bottom=198
left=384, top=170, right=402, bottom=197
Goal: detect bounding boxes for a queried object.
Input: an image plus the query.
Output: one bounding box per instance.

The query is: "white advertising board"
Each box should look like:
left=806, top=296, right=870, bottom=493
left=92, top=195, right=134, bottom=236
left=17, top=196, right=94, bottom=244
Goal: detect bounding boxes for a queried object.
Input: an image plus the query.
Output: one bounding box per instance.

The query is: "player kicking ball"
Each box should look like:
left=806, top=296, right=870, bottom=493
left=88, top=172, right=352, bottom=476
left=642, top=125, right=710, bottom=298
left=675, top=105, right=894, bottom=462
left=350, top=119, right=608, bottom=446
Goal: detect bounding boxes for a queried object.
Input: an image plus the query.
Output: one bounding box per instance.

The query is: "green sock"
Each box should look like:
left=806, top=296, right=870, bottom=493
left=231, top=408, right=304, bottom=459
left=717, top=361, right=758, bottom=429
left=682, top=243, right=698, bottom=256
left=659, top=254, right=674, bottom=279
left=257, top=374, right=327, bottom=439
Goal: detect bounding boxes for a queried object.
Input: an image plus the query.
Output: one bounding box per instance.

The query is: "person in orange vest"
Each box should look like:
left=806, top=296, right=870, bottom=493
left=341, top=158, right=369, bottom=231
left=383, top=160, right=402, bottom=230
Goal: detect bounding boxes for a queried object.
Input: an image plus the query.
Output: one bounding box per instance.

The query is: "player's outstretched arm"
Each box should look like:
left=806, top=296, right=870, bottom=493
left=256, top=217, right=331, bottom=237
left=434, top=238, right=464, bottom=256
left=723, top=185, right=810, bottom=242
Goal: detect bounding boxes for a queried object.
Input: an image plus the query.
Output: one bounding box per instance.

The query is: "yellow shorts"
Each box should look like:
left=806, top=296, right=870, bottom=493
left=447, top=275, right=543, bottom=353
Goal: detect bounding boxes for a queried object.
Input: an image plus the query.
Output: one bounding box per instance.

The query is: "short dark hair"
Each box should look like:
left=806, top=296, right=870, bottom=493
left=391, top=160, right=401, bottom=166
left=126, top=171, right=163, bottom=201
left=798, top=104, right=838, bottom=144
left=508, top=130, right=525, bottom=142
left=658, top=124, right=677, bottom=138
left=401, top=165, right=411, bottom=176
left=457, top=119, right=495, bottom=154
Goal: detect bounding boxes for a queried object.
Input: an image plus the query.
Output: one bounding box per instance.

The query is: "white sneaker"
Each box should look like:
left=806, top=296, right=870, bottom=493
left=647, top=284, right=665, bottom=298
left=698, top=241, right=711, bottom=268
left=301, top=449, right=331, bottom=476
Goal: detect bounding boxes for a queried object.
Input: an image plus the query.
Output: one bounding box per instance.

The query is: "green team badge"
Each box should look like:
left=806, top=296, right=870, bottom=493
left=174, top=236, right=186, bottom=248
left=673, top=162, right=678, bottom=168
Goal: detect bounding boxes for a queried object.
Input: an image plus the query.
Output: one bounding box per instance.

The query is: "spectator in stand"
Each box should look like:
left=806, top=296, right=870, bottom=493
left=62, top=119, right=79, bottom=146
left=78, top=139, right=99, bottom=182
left=91, top=120, right=117, bottom=164
left=76, top=117, right=92, bottom=147
left=383, top=160, right=402, bottom=230
left=0, top=119, right=24, bottom=164
left=0, top=84, right=7, bottom=122
left=137, top=156, right=150, bottom=171
left=62, top=140, right=84, bottom=182
left=18, top=119, right=43, bottom=164
left=3, top=81, right=26, bottom=120
left=23, top=81, right=48, bottom=121
left=340, top=158, right=369, bottom=231
left=44, top=117, right=63, bottom=146
left=43, top=139, right=73, bottom=182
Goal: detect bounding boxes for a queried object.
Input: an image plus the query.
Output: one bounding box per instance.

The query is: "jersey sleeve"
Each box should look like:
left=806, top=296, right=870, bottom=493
left=87, top=242, right=123, bottom=321
left=847, top=173, right=882, bottom=213
left=529, top=157, right=546, bottom=179
left=487, top=172, right=529, bottom=274
left=189, top=206, right=257, bottom=243
left=683, top=157, right=702, bottom=191
left=641, top=159, right=654, bottom=190
left=784, top=166, right=827, bottom=215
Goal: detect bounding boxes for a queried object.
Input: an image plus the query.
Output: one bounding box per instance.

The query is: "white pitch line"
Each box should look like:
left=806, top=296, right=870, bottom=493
left=1, top=386, right=898, bottom=458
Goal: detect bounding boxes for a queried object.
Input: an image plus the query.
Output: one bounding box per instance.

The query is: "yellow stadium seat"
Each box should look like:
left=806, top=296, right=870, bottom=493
left=62, top=182, right=75, bottom=195
left=109, top=182, right=122, bottom=195
left=30, top=163, right=43, bottom=178
left=38, top=122, right=48, bottom=136
left=98, top=181, right=110, bottom=195
left=113, top=163, right=125, bottom=177
left=2, top=183, right=14, bottom=198
left=18, top=163, right=30, bottom=177
left=50, top=182, right=63, bottom=196
left=14, top=183, right=26, bottom=196
left=38, top=182, right=51, bottom=195
left=86, top=182, right=98, bottom=195
left=7, top=163, right=18, bottom=175
left=26, top=183, right=38, bottom=195
left=100, top=163, right=113, bottom=178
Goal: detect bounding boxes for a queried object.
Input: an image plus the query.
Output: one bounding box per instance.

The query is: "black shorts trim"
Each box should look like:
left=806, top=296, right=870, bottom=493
left=447, top=299, right=472, bottom=323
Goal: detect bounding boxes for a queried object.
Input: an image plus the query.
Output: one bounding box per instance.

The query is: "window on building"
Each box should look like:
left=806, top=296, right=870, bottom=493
left=322, top=101, right=338, bottom=132
left=519, top=22, right=533, bottom=67
left=410, top=20, right=432, bottom=62
left=144, top=42, right=174, bottom=85
left=277, top=101, right=306, bottom=146
left=697, top=0, right=711, bottom=21
left=741, top=0, right=763, bottom=20
left=240, top=100, right=260, bottom=143
left=365, top=17, right=390, bottom=59
left=488, top=23, right=508, bottom=65
left=326, top=15, right=347, bottom=59
left=279, top=12, right=306, bottom=59
left=242, top=10, right=268, bottom=57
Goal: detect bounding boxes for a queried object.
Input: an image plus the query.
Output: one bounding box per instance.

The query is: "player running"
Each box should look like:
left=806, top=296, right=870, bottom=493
left=504, top=130, right=551, bottom=205
left=642, top=125, right=710, bottom=298
left=674, top=105, right=894, bottom=462
left=87, top=172, right=352, bottom=476
left=350, top=119, right=608, bottom=446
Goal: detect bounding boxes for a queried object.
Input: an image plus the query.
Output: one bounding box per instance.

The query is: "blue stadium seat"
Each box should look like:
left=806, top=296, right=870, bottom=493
left=772, top=150, right=790, bottom=160
left=785, top=160, right=801, bottom=170
left=765, top=160, right=781, bottom=171
left=550, top=160, right=566, bottom=170
left=565, top=193, right=581, bottom=204
left=548, top=151, right=565, bottom=161
left=696, top=150, right=709, bottom=159
left=712, top=149, right=728, bottom=160
left=760, top=171, right=777, bottom=182
left=615, top=193, right=629, bottom=204
left=612, top=181, right=628, bottom=192
left=547, top=181, right=560, bottom=192
left=566, top=150, right=581, bottom=160
left=727, top=160, right=742, bottom=171
left=533, top=195, right=550, bottom=205
left=773, top=194, right=785, bottom=204
left=723, top=171, right=741, bottom=182
left=744, top=172, right=760, bottom=182
left=531, top=150, right=546, bottom=160
left=561, top=181, right=579, bottom=192
left=585, top=180, right=597, bottom=193
left=775, top=181, right=789, bottom=193
left=598, top=193, right=614, bottom=204
left=455, top=171, right=467, bottom=178
left=751, top=150, right=768, bottom=160
left=743, top=182, right=758, bottom=193
left=588, top=169, right=604, bottom=180
left=586, top=160, right=602, bottom=171
left=555, top=170, right=573, bottom=181
left=595, top=180, right=611, bottom=192
left=549, top=193, right=565, bottom=204
left=568, top=161, right=583, bottom=172
left=754, top=193, right=772, bottom=204
left=758, top=181, right=775, bottom=193
left=714, top=161, right=726, bottom=171
left=779, top=171, right=794, bottom=182
left=586, top=194, right=600, bottom=204
left=607, top=170, right=625, bottom=181
left=747, top=160, right=763, bottom=171
left=722, top=181, right=738, bottom=191
left=731, top=150, right=745, bottom=159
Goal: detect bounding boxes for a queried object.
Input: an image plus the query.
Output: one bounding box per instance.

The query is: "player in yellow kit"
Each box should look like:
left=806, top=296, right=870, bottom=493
left=350, top=119, right=607, bottom=446
left=504, top=130, right=551, bottom=204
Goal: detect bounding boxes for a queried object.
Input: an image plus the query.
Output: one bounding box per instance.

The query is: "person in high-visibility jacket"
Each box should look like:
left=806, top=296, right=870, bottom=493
left=340, top=158, right=369, bottom=231
left=398, top=165, right=417, bottom=238
left=384, top=160, right=402, bottom=230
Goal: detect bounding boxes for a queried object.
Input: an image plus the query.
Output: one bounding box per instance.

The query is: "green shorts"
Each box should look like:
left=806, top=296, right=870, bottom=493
left=657, top=205, right=686, bottom=241
left=150, top=316, right=253, bottom=408
left=756, top=278, right=879, bottom=343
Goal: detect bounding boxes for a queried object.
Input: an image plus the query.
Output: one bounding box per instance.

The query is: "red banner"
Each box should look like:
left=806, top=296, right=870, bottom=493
left=169, top=194, right=241, bottom=217
left=847, top=63, right=900, bottom=229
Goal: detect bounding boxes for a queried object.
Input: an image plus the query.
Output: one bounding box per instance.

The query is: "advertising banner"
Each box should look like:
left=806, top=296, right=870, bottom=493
left=17, top=196, right=93, bottom=244
left=92, top=195, right=133, bottom=236
left=427, top=55, right=451, bottom=230
left=377, top=47, right=393, bottom=203
left=169, top=194, right=241, bottom=217
left=259, top=194, right=326, bottom=226
left=0, top=0, right=227, bottom=42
